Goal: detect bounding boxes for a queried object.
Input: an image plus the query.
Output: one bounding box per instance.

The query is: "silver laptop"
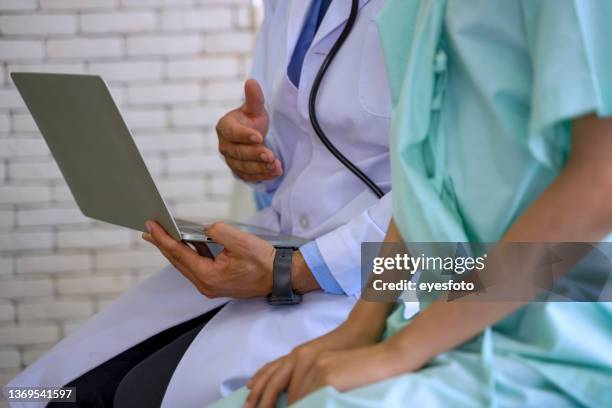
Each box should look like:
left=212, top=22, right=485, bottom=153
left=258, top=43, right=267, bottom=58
left=11, top=73, right=307, bottom=250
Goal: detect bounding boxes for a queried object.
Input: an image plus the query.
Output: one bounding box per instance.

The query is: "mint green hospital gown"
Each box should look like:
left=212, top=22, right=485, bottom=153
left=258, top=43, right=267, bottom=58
left=212, top=0, right=612, bottom=406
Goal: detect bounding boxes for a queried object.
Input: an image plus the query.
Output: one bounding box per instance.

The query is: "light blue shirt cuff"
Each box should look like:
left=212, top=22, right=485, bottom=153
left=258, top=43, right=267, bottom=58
left=299, top=241, right=344, bottom=294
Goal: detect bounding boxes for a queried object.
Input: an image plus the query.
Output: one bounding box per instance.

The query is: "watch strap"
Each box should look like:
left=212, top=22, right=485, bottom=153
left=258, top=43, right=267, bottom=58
left=267, top=247, right=302, bottom=305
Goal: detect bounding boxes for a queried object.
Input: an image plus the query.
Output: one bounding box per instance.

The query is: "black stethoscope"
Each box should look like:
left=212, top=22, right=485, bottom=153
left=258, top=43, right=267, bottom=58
left=308, top=0, right=385, bottom=199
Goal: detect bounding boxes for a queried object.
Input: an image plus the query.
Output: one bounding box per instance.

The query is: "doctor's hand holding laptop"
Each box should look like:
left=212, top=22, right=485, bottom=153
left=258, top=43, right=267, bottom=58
left=12, top=72, right=312, bottom=301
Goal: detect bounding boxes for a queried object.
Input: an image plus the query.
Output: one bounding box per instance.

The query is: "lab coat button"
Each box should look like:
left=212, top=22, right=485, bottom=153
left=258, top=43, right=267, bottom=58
left=299, top=215, right=309, bottom=229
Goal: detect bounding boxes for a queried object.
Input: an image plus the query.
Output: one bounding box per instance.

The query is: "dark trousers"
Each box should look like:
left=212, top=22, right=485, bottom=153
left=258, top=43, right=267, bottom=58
left=48, top=305, right=224, bottom=408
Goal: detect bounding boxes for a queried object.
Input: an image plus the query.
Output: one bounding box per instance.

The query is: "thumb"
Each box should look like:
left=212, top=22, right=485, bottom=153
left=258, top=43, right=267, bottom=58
left=206, top=222, right=251, bottom=252
left=242, top=79, right=265, bottom=117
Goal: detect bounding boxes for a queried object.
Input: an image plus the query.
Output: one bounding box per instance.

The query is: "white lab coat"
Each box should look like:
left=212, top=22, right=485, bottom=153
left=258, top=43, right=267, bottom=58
left=6, top=0, right=392, bottom=406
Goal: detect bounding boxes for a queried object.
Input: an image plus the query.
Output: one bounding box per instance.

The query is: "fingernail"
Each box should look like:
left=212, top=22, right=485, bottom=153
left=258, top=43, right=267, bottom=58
left=249, top=134, right=259, bottom=143
left=145, top=222, right=152, bottom=233
left=267, top=163, right=275, bottom=170
left=260, top=153, right=270, bottom=162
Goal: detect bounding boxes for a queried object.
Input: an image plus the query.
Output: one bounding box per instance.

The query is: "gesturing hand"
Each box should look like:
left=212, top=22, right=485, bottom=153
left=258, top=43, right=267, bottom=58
left=142, top=220, right=275, bottom=298
left=216, top=79, right=282, bottom=182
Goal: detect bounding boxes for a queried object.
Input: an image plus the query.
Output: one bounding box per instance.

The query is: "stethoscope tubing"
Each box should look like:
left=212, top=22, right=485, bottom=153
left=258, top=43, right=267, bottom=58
left=307, top=0, right=385, bottom=199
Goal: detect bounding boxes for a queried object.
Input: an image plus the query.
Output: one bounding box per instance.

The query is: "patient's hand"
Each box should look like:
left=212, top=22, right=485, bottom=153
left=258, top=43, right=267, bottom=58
left=245, top=319, right=384, bottom=408
left=142, top=221, right=319, bottom=298
left=281, top=344, right=405, bottom=405
left=216, top=79, right=282, bottom=182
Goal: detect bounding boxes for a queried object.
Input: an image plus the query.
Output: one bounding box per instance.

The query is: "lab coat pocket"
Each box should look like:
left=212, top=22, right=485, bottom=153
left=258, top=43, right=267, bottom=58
left=358, top=21, right=392, bottom=118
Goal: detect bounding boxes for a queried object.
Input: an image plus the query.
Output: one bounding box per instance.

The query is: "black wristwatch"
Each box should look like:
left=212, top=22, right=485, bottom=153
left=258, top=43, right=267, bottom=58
left=266, top=247, right=302, bottom=305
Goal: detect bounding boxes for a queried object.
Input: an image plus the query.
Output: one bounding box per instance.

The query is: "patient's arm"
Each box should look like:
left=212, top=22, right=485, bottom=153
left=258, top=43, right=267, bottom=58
left=255, top=114, right=612, bottom=407
left=385, top=113, right=612, bottom=374
left=344, top=220, right=404, bottom=332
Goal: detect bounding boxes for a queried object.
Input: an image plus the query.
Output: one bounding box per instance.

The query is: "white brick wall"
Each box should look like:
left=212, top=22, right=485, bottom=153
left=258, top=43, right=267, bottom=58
left=126, top=33, right=201, bottom=56
left=0, top=40, right=45, bottom=60
left=80, top=11, right=158, bottom=33
left=0, top=0, right=256, bottom=391
left=47, top=37, right=124, bottom=58
left=161, top=8, right=232, bottom=31
left=0, top=1, right=37, bottom=12
left=0, top=15, right=78, bottom=35
left=167, top=57, right=240, bottom=79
